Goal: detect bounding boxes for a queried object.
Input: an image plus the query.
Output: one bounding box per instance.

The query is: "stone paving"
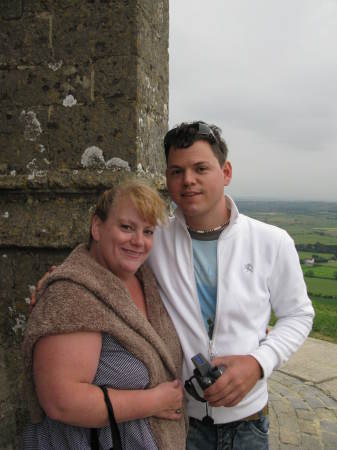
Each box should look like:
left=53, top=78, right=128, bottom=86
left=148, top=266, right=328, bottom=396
left=268, top=337, right=337, bottom=450
left=268, top=371, right=337, bottom=449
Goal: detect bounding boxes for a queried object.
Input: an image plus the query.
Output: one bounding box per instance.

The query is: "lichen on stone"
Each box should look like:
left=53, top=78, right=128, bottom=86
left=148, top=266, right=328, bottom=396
left=8, top=306, right=27, bottom=336
left=20, top=110, right=42, bottom=141
left=106, top=157, right=130, bottom=170
left=81, top=146, right=105, bottom=168
left=62, top=94, right=78, bottom=107
left=48, top=60, right=63, bottom=71
left=81, top=147, right=130, bottom=171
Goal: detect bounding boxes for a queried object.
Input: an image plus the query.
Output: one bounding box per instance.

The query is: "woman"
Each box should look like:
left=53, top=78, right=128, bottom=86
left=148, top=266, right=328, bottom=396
left=22, top=178, right=187, bottom=449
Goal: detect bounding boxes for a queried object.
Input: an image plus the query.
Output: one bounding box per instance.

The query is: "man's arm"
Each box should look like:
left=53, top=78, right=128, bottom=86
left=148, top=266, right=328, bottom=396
left=250, top=231, right=314, bottom=379
left=204, top=231, right=314, bottom=407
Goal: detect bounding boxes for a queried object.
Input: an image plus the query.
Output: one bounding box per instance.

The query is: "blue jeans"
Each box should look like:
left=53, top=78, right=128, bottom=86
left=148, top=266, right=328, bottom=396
left=186, top=413, right=269, bottom=450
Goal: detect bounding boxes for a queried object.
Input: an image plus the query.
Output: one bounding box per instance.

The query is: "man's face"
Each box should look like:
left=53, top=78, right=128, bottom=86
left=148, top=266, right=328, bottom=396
left=166, top=140, right=232, bottom=228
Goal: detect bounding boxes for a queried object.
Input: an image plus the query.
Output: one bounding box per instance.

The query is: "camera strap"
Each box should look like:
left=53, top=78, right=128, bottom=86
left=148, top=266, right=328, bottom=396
left=202, top=404, right=214, bottom=425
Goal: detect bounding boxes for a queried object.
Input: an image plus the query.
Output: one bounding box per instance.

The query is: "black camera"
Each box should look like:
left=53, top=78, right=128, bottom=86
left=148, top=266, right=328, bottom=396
left=184, top=353, right=223, bottom=402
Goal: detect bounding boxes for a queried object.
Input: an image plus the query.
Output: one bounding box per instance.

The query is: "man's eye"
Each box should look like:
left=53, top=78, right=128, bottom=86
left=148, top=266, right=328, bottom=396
left=197, top=166, right=207, bottom=172
left=170, top=169, right=182, bottom=175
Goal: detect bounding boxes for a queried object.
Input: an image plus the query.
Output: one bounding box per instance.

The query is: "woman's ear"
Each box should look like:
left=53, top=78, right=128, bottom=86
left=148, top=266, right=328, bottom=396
left=91, top=215, right=102, bottom=242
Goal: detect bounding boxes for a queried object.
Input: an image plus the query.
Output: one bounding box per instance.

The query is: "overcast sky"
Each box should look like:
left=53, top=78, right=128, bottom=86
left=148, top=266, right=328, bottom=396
left=169, top=0, right=337, bottom=201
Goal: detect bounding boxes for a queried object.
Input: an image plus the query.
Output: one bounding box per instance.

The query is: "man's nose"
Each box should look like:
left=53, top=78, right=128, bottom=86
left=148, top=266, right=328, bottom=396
left=183, top=169, right=195, bottom=185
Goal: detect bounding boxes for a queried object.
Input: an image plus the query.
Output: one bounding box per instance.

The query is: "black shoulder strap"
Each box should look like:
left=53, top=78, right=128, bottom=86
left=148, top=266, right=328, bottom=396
left=91, top=385, right=123, bottom=450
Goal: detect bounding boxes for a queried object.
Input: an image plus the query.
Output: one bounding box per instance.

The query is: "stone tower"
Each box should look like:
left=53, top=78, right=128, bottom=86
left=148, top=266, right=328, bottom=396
left=0, top=1, right=169, bottom=446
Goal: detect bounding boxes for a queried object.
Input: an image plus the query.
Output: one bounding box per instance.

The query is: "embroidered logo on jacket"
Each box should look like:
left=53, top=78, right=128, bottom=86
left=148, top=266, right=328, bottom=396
left=244, top=263, right=254, bottom=273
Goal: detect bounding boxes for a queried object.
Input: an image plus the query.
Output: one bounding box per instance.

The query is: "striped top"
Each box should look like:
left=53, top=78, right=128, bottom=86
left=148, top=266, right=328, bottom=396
left=21, top=333, right=158, bottom=450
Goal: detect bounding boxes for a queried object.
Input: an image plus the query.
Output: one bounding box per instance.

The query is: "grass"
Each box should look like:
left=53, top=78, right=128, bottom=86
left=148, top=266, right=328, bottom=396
left=292, top=233, right=337, bottom=246
left=302, top=265, right=337, bottom=280
left=245, top=203, right=337, bottom=343
left=304, top=276, right=337, bottom=297
left=298, top=251, right=335, bottom=260
left=269, top=297, right=337, bottom=343
left=248, top=212, right=337, bottom=246
left=310, top=297, right=337, bottom=342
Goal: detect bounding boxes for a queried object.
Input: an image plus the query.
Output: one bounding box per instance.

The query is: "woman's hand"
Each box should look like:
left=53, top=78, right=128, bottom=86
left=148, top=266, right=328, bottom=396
left=151, top=379, right=184, bottom=420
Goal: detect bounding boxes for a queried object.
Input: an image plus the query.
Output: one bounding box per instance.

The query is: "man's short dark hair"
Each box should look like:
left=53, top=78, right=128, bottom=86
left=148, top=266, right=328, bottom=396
left=164, top=121, right=228, bottom=166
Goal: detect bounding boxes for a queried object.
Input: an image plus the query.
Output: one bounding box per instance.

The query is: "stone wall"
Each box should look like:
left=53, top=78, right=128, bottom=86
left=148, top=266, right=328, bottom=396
left=0, top=1, right=169, bottom=447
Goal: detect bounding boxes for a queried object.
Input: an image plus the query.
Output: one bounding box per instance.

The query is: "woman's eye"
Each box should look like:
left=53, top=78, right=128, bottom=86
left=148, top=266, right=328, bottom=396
left=144, top=229, right=154, bottom=236
left=121, top=224, right=132, bottom=231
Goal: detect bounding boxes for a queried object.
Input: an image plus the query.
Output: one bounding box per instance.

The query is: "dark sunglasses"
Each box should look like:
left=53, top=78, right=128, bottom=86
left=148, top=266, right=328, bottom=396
left=164, top=122, right=217, bottom=153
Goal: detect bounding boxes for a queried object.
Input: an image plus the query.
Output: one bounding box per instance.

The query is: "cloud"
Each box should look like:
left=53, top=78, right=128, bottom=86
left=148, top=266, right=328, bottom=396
left=169, top=0, right=337, bottom=200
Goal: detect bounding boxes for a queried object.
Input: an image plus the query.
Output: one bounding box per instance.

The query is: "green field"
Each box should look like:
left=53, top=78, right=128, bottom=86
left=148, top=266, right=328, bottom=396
left=310, top=297, right=337, bottom=342
left=269, top=297, right=337, bottom=343
left=305, top=277, right=337, bottom=298
left=302, top=265, right=337, bottom=280
left=247, top=211, right=337, bottom=246
left=239, top=200, right=337, bottom=342
left=299, top=251, right=335, bottom=260
left=292, top=232, right=337, bottom=246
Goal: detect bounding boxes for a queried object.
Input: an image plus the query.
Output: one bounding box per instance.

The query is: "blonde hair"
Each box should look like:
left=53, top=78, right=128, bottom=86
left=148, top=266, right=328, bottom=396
left=89, top=177, right=167, bottom=246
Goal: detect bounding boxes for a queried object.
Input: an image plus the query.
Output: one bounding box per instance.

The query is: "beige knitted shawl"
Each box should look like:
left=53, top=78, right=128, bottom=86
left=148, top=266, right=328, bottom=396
left=23, top=244, right=187, bottom=449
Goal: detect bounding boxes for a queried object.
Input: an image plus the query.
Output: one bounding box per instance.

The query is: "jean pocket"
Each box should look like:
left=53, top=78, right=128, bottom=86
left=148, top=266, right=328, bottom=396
left=246, top=415, right=269, bottom=436
left=233, top=416, right=270, bottom=450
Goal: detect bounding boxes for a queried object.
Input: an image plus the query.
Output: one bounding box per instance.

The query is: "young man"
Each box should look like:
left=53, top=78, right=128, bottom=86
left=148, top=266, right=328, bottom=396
left=148, top=121, right=314, bottom=450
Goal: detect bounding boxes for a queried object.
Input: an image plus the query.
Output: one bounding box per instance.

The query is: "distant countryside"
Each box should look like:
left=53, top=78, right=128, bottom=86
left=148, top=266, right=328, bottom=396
left=238, top=200, right=337, bottom=343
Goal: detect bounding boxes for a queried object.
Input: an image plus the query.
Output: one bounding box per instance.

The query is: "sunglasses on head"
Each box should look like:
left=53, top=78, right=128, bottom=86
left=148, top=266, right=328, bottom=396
left=164, top=122, right=217, bottom=154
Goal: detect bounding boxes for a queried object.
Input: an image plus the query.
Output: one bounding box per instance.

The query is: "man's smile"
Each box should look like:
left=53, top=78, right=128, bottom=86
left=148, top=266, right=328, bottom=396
left=182, top=191, right=202, bottom=197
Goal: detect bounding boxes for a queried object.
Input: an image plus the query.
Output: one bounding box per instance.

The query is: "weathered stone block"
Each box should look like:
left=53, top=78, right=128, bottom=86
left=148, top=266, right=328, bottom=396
left=94, top=56, right=137, bottom=101
left=51, top=2, right=136, bottom=63
left=1, top=63, right=92, bottom=108
left=0, top=0, right=23, bottom=20
left=0, top=107, right=50, bottom=173
left=48, top=102, right=138, bottom=169
left=0, top=13, right=53, bottom=67
left=0, top=1, right=169, bottom=447
left=0, top=248, right=68, bottom=448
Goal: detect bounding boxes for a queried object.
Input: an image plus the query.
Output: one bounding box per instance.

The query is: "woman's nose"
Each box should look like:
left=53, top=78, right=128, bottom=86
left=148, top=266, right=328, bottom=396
left=130, top=231, right=144, bottom=246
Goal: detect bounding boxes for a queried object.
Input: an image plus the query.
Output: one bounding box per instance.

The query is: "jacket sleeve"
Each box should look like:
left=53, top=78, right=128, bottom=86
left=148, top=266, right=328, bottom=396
left=250, top=231, right=315, bottom=378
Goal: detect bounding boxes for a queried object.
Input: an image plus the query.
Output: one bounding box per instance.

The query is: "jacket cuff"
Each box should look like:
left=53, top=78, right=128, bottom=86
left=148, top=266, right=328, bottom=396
left=249, top=345, right=279, bottom=380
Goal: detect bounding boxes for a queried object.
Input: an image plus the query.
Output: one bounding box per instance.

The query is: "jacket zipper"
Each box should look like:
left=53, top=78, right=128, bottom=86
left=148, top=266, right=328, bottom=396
left=209, top=227, right=228, bottom=361
left=209, top=339, right=216, bottom=360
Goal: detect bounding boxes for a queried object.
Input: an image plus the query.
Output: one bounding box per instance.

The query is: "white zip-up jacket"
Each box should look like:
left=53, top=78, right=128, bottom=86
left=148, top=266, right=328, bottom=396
left=148, top=196, right=314, bottom=424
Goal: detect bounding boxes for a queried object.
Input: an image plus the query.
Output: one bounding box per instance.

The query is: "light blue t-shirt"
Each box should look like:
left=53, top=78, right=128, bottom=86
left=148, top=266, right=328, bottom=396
left=191, top=236, right=218, bottom=339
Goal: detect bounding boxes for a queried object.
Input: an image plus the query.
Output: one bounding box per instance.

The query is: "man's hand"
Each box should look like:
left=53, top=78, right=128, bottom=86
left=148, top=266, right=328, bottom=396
left=203, top=355, right=262, bottom=407
left=29, top=266, right=56, bottom=312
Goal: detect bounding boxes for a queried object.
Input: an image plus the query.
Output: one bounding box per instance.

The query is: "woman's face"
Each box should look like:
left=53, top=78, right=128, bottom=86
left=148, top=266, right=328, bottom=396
left=90, top=198, right=155, bottom=281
